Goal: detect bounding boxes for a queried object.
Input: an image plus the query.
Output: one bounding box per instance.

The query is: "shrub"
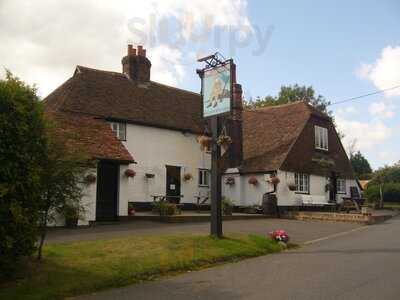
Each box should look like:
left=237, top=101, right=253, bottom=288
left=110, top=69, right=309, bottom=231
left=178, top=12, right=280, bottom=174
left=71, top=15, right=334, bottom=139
left=364, top=182, right=400, bottom=203
left=0, top=72, right=47, bottom=278
left=152, top=201, right=179, bottom=216
left=222, top=197, right=234, bottom=215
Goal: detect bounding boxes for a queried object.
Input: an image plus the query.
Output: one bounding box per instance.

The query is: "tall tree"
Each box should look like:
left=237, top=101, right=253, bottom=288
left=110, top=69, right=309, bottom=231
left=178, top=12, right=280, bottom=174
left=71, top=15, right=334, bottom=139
left=245, top=84, right=332, bottom=116
left=350, top=151, right=372, bottom=179
left=0, top=71, right=47, bottom=277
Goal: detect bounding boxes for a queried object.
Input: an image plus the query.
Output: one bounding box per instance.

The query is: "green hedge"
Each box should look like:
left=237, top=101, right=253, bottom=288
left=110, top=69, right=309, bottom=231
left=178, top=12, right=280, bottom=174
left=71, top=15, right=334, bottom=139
left=364, top=182, right=400, bottom=203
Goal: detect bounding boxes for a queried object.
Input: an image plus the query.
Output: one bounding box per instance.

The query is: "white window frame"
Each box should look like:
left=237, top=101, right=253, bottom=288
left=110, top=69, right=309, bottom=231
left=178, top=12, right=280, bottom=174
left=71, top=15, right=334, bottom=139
left=198, top=169, right=210, bottom=187
left=315, top=126, right=328, bottom=151
left=337, top=178, right=346, bottom=194
left=295, top=173, right=310, bottom=193
left=111, top=122, right=126, bottom=141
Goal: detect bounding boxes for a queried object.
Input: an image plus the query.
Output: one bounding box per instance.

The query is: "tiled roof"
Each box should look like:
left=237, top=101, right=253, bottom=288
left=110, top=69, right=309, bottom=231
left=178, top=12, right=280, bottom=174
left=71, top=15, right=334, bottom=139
left=44, top=110, right=134, bottom=163
left=44, top=66, right=204, bottom=133
left=240, top=102, right=313, bottom=173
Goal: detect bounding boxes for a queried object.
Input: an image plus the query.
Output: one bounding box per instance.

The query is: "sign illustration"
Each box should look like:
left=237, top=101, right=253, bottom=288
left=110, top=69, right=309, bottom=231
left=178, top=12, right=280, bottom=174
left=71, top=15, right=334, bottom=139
left=202, top=62, right=232, bottom=117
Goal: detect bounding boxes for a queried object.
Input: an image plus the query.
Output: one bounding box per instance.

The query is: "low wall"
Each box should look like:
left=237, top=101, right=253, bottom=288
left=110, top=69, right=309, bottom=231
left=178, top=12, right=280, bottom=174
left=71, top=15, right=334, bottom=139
left=292, top=211, right=382, bottom=224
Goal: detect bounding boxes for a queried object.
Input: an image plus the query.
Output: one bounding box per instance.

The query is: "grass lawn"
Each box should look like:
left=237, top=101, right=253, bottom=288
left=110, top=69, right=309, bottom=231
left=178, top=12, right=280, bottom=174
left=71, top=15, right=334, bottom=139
left=0, top=234, right=286, bottom=300
left=383, top=202, right=400, bottom=209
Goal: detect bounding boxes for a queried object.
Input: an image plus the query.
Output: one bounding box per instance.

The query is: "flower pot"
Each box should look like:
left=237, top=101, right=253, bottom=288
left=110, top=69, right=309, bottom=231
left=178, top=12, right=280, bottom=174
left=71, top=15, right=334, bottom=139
left=225, top=176, right=235, bottom=185
left=183, top=173, right=193, bottom=181
left=288, top=184, right=297, bottom=191
left=268, top=176, right=280, bottom=185
left=125, top=169, right=136, bottom=178
left=248, top=176, right=258, bottom=185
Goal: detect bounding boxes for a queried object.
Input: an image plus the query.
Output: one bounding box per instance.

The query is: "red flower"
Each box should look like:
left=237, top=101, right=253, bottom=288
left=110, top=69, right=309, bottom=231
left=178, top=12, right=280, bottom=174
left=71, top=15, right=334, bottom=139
left=125, top=169, right=136, bottom=178
left=248, top=176, right=259, bottom=185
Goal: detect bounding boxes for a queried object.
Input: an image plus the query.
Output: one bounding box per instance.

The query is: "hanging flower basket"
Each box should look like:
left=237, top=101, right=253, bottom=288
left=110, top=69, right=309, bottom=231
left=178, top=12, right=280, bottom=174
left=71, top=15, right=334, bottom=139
left=183, top=173, right=193, bottom=181
left=84, top=173, right=96, bottom=185
left=216, top=126, right=232, bottom=151
left=288, top=183, right=297, bottom=191
left=217, top=134, right=232, bottom=150
left=125, top=169, right=136, bottom=178
left=268, top=176, right=280, bottom=185
left=248, top=176, right=259, bottom=186
left=197, top=135, right=212, bottom=152
left=225, top=176, right=235, bottom=185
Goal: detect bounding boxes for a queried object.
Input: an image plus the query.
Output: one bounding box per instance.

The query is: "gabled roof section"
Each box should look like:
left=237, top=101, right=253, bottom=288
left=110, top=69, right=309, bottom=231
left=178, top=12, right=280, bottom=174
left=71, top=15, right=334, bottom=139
left=44, top=66, right=204, bottom=133
left=44, top=110, right=134, bottom=163
left=240, top=101, right=319, bottom=173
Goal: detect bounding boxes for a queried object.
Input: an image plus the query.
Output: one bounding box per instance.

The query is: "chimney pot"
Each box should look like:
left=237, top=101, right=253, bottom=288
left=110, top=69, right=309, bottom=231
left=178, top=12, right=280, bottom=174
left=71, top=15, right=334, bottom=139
left=122, top=45, right=151, bottom=81
left=137, top=45, right=143, bottom=56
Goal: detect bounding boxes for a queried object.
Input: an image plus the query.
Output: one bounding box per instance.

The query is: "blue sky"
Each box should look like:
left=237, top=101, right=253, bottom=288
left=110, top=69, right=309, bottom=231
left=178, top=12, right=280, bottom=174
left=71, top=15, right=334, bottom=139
left=184, top=1, right=400, bottom=170
left=1, top=0, right=398, bottom=169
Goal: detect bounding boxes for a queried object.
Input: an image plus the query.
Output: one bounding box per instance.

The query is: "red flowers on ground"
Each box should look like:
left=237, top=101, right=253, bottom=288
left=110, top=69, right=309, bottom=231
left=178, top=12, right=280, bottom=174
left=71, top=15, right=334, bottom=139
left=269, top=229, right=290, bottom=243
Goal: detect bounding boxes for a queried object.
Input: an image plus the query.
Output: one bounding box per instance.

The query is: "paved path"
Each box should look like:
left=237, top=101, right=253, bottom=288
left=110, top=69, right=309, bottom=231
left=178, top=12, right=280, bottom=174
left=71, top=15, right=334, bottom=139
left=46, top=218, right=361, bottom=244
left=73, top=216, right=400, bottom=300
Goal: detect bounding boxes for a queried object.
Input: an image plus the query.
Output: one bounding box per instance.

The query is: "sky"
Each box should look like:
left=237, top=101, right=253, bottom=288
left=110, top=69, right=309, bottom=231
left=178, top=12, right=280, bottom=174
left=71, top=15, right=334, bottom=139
left=0, top=0, right=399, bottom=169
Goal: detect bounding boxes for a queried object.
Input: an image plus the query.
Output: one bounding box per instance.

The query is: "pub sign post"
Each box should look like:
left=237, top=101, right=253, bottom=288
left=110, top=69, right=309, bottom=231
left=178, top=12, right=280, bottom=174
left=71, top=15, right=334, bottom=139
left=198, top=54, right=233, bottom=238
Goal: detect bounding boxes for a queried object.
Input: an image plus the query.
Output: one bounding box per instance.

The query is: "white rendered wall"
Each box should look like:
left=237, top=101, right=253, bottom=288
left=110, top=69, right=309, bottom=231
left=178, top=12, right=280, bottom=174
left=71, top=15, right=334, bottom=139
left=79, top=168, right=97, bottom=225
left=119, top=123, right=211, bottom=207
left=222, top=173, right=275, bottom=206
left=223, top=170, right=360, bottom=207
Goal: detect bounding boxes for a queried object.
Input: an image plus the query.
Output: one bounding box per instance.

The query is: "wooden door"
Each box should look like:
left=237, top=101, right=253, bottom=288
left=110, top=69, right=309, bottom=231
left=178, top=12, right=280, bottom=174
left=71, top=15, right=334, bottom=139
left=166, top=165, right=181, bottom=203
left=96, top=161, right=119, bottom=221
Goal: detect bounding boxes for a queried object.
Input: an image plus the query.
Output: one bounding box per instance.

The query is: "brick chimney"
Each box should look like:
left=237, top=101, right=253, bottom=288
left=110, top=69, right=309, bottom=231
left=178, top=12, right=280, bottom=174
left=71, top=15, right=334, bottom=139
left=122, top=44, right=151, bottom=81
left=228, top=62, right=243, bottom=168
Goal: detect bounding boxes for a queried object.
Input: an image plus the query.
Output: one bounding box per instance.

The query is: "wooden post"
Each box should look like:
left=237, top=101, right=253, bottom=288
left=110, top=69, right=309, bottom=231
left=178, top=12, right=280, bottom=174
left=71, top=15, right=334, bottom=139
left=210, top=117, right=222, bottom=237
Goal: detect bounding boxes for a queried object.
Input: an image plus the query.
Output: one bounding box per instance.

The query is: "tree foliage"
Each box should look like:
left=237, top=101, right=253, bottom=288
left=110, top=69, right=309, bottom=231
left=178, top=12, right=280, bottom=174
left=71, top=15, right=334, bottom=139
left=350, top=151, right=372, bottom=179
left=245, top=84, right=332, bottom=116
left=364, top=161, right=400, bottom=204
left=37, top=127, right=92, bottom=260
left=0, top=71, right=47, bottom=277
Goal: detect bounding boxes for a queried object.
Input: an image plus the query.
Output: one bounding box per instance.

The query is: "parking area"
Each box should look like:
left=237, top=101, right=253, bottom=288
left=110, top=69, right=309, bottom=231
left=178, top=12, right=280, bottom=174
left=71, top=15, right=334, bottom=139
left=45, top=218, right=363, bottom=244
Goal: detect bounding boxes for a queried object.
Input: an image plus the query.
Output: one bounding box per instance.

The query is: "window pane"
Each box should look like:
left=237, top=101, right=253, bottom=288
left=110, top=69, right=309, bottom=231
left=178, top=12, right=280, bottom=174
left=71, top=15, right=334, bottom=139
left=119, top=123, right=126, bottom=140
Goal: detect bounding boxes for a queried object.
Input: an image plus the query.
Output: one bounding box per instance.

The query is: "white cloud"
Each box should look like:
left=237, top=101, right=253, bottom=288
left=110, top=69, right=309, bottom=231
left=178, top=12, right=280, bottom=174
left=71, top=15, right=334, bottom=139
left=0, top=0, right=252, bottom=96
left=368, top=101, right=395, bottom=118
left=357, top=46, right=400, bottom=97
left=336, top=115, right=392, bottom=151
left=337, top=105, right=356, bottom=115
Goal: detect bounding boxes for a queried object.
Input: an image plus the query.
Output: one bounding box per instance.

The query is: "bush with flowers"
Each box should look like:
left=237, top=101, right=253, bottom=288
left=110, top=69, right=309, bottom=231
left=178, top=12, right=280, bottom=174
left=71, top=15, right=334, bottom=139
left=269, top=229, right=289, bottom=243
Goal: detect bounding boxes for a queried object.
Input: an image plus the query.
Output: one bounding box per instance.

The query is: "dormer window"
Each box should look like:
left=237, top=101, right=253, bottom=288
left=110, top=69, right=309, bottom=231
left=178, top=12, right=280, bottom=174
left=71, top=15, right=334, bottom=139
left=111, top=122, right=126, bottom=141
left=315, top=125, right=328, bottom=151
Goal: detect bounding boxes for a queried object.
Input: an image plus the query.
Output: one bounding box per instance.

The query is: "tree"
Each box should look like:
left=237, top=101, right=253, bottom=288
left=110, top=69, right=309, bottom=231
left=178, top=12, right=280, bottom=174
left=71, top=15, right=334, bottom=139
left=364, top=161, right=400, bottom=207
left=37, top=126, right=92, bottom=260
left=350, top=151, right=372, bottom=179
left=0, top=71, right=47, bottom=277
left=245, top=84, right=332, bottom=116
